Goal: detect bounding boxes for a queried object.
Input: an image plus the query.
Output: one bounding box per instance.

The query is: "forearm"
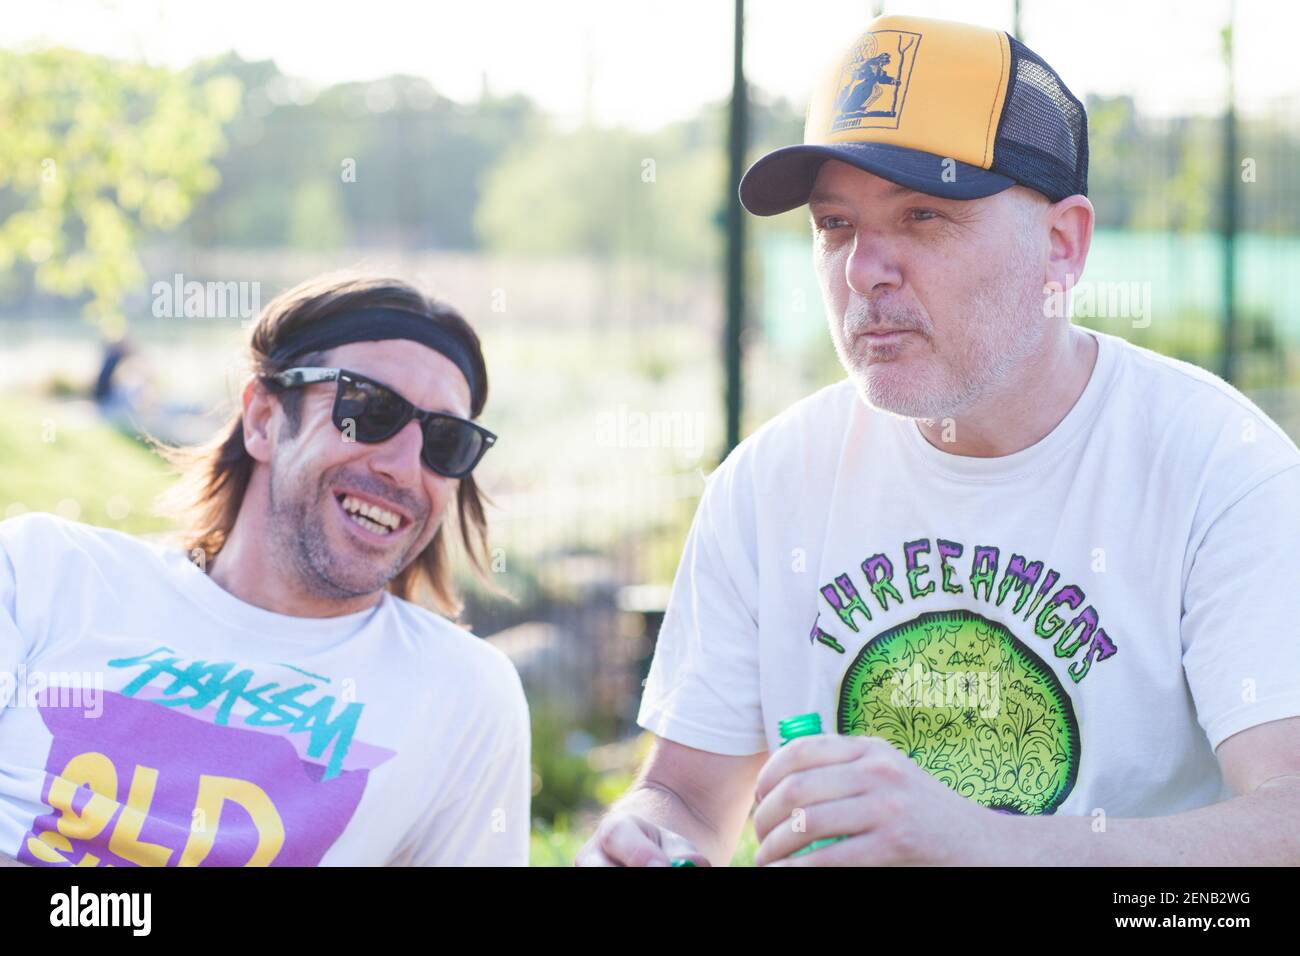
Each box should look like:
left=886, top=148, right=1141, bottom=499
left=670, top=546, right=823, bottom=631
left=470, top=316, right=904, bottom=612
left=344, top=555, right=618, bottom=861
left=1006, top=776, right=1300, bottom=866
left=609, top=780, right=739, bottom=866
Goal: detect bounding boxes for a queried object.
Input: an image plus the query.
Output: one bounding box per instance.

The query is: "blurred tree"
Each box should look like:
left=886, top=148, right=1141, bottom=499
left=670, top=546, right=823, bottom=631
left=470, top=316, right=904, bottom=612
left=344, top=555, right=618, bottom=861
left=287, top=178, right=346, bottom=250
left=1133, top=114, right=1217, bottom=232
left=475, top=119, right=728, bottom=270
left=1085, top=95, right=1142, bottom=229
left=1081, top=92, right=1298, bottom=236
left=0, top=48, right=241, bottom=337
left=188, top=55, right=543, bottom=251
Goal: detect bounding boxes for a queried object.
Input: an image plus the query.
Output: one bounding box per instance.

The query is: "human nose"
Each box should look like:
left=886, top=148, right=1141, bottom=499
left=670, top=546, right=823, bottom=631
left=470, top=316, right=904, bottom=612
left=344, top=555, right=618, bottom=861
left=844, top=228, right=904, bottom=299
left=366, top=419, right=427, bottom=488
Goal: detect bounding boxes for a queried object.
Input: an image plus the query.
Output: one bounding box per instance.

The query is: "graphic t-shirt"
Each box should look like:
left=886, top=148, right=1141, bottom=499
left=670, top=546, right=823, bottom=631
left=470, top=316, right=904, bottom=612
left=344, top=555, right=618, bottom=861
left=639, top=329, right=1300, bottom=817
left=0, top=513, right=531, bottom=866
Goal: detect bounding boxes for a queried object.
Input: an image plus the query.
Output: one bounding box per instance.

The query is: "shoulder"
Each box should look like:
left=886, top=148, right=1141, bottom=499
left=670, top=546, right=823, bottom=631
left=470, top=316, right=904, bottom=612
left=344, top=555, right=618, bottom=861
left=1097, top=331, right=1300, bottom=520
left=688, top=379, right=872, bottom=549
left=383, top=596, right=528, bottom=718
left=1101, top=331, right=1299, bottom=460
left=710, top=378, right=862, bottom=491
left=742, top=377, right=862, bottom=458
left=0, top=512, right=168, bottom=576
left=1104, top=332, right=1291, bottom=441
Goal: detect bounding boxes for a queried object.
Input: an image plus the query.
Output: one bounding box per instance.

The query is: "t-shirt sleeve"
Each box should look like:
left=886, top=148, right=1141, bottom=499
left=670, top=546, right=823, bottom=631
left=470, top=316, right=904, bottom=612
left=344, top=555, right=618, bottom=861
left=407, top=659, right=532, bottom=866
left=636, top=453, right=767, bottom=755
left=1181, top=463, right=1300, bottom=751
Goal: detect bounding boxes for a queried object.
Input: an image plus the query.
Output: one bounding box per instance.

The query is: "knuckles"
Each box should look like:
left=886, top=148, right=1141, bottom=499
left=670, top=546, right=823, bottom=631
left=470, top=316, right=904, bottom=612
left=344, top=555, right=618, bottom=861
left=780, top=774, right=810, bottom=810
left=878, top=819, right=920, bottom=862
left=624, top=844, right=663, bottom=868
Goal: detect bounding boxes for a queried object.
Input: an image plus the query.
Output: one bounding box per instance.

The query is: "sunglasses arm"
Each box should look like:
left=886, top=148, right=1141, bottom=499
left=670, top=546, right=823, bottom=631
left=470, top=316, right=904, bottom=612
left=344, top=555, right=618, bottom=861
left=269, top=367, right=343, bottom=388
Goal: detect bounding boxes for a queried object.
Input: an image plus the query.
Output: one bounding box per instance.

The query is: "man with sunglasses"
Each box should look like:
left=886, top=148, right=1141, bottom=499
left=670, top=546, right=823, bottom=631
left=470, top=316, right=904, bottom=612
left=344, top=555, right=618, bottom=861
left=0, top=274, right=530, bottom=867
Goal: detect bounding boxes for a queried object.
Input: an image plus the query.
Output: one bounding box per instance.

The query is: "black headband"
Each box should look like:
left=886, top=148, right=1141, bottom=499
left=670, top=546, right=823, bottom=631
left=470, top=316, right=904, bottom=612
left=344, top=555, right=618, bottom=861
left=267, top=307, right=481, bottom=398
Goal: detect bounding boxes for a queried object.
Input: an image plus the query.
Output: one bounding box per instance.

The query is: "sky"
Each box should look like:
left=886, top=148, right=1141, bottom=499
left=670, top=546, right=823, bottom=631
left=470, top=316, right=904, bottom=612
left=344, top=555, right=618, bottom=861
left=7, top=0, right=1298, bottom=127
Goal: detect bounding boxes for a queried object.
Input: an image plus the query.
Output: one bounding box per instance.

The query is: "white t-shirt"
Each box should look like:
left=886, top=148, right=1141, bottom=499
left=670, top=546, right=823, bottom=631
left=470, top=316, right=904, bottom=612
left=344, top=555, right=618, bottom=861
left=639, top=329, right=1300, bottom=817
left=0, top=513, right=531, bottom=866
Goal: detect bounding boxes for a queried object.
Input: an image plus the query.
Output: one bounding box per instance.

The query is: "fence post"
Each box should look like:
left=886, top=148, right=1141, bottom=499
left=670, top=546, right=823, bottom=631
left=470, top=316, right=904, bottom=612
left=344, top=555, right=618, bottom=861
left=724, top=0, right=747, bottom=455
left=1220, top=2, right=1238, bottom=384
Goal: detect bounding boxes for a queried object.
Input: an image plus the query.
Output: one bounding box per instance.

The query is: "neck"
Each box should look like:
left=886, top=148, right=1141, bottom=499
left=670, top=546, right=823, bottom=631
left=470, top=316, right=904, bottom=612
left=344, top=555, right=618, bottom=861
left=207, top=477, right=381, bottom=618
left=915, top=323, right=1098, bottom=458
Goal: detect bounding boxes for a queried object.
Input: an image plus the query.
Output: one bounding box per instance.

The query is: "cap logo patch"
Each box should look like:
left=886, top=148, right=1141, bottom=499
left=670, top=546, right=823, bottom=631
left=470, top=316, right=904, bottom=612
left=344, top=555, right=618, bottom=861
left=829, top=29, right=922, bottom=133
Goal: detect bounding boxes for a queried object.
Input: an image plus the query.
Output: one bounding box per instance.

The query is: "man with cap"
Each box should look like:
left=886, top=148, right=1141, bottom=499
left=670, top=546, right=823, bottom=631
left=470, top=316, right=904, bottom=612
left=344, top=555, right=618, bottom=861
left=578, top=14, right=1300, bottom=866
left=0, top=273, right=530, bottom=866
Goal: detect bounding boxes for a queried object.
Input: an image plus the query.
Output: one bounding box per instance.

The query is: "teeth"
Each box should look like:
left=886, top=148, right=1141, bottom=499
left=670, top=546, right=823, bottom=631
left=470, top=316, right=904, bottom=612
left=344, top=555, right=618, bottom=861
left=339, top=495, right=401, bottom=531
left=348, top=512, right=390, bottom=535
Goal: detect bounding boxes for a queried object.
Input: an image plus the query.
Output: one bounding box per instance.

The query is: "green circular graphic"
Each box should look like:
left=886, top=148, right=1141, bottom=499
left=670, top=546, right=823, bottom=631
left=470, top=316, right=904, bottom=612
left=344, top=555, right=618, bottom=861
left=837, top=609, right=1080, bottom=814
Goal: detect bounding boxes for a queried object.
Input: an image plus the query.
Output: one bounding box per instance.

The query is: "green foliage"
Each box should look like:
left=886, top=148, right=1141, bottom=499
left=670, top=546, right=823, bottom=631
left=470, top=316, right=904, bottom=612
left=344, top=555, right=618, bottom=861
left=529, top=818, right=588, bottom=867
left=0, top=49, right=241, bottom=335
left=529, top=702, right=604, bottom=824
left=0, top=395, right=175, bottom=535
left=188, top=58, right=543, bottom=250
left=729, top=821, right=758, bottom=867
left=287, top=178, right=346, bottom=250
left=1084, top=92, right=1300, bottom=235
left=634, top=499, right=710, bottom=587
left=474, top=124, right=724, bottom=269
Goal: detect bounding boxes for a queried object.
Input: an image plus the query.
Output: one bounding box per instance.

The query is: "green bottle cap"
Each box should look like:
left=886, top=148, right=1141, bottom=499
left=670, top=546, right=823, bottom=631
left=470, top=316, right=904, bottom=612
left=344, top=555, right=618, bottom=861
left=778, top=712, right=823, bottom=742
left=669, top=858, right=697, bottom=867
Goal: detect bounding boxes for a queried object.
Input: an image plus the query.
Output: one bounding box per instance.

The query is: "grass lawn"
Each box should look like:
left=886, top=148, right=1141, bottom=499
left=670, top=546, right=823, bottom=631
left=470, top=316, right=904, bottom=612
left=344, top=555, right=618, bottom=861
left=0, top=395, right=177, bottom=535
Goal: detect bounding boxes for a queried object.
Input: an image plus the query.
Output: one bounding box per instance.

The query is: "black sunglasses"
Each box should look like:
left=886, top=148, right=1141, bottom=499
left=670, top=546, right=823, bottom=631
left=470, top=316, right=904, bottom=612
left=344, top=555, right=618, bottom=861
left=268, top=367, right=497, bottom=479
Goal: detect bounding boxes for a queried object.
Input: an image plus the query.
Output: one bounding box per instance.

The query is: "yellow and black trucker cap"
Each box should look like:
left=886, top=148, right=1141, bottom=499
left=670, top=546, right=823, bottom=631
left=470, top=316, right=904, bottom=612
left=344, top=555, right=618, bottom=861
left=739, top=15, right=1089, bottom=215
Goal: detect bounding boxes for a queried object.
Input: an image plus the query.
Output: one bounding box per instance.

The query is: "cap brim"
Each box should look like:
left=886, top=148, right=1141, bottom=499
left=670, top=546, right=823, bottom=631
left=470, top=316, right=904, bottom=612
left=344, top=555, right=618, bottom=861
left=738, top=142, right=1016, bottom=216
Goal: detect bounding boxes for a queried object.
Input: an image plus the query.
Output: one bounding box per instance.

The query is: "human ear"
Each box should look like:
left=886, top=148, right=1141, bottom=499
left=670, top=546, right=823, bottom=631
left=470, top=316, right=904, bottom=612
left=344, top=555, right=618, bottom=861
left=241, top=378, right=278, bottom=465
left=1044, top=194, right=1094, bottom=296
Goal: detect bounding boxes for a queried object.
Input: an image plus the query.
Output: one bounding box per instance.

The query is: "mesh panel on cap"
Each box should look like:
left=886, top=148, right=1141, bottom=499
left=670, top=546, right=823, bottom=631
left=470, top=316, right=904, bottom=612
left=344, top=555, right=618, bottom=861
left=993, top=37, right=1089, bottom=201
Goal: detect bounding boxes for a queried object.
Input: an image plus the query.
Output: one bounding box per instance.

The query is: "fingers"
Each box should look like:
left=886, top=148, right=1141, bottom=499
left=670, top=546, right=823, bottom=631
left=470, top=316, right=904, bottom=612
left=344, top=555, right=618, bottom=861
left=753, top=794, right=879, bottom=866
left=751, top=741, right=921, bottom=865
left=752, top=757, right=880, bottom=842
left=573, top=835, right=621, bottom=867
left=574, top=813, right=714, bottom=867
left=579, top=814, right=670, bottom=867
left=657, top=831, right=712, bottom=867
left=764, top=830, right=893, bottom=867
left=754, top=734, right=889, bottom=802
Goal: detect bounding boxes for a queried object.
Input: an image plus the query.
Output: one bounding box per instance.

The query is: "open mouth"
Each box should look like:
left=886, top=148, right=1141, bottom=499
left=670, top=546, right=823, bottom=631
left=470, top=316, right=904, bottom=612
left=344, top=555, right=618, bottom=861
left=334, top=491, right=408, bottom=539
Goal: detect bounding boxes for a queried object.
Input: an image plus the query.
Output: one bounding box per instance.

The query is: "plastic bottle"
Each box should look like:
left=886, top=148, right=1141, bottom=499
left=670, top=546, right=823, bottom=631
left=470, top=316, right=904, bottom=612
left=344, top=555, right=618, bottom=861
left=778, top=712, right=848, bottom=857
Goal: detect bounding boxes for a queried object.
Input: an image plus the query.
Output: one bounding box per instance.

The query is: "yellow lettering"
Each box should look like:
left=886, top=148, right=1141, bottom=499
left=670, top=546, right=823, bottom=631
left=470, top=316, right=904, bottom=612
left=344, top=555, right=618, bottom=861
left=48, top=752, right=118, bottom=843
left=107, top=765, right=173, bottom=866
left=25, top=830, right=73, bottom=864
left=179, top=775, right=284, bottom=867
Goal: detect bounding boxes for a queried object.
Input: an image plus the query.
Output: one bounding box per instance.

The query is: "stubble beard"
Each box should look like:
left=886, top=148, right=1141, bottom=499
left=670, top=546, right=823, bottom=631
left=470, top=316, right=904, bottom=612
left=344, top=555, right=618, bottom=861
left=837, top=249, right=1045, bottom=422
left=266, top=464, right=411, bottom=602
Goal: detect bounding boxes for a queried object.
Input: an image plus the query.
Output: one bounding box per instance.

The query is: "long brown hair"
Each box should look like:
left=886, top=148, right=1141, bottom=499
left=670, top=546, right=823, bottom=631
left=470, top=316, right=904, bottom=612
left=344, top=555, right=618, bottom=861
left=152, top=272, right=498, bottom=619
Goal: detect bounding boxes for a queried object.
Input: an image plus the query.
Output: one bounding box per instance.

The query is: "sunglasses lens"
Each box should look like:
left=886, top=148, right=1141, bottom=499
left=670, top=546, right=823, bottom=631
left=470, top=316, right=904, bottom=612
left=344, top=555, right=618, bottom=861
left=338, top=378, right=408, bottom=441
left=421, top=416, right=485, bottom=476
left=333, top=374, right=489, bottom=476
